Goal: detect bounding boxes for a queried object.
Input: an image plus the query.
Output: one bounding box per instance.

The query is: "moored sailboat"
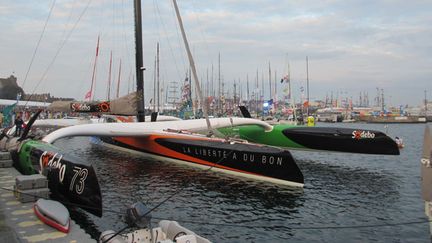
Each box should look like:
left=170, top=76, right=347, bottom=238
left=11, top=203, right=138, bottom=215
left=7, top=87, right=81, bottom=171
left=104, top=0, right=305, bottom=187
left=0, top=111, right=103, bottom=216
left=42, top=118, right=304, bottom=187
left=37, top=0, right=305, bottom=188
left=218, top=123, right=400, bottom=155
left=224, top=106, right=400, bottom=155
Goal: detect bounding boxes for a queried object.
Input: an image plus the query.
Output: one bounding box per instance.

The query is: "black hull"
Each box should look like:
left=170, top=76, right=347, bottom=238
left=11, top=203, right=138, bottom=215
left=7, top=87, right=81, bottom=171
left=100, top=136, right=304, bottom=186
left=28, top=145, right=103, bottom=217
left=283, top=127, right=400, bottom=155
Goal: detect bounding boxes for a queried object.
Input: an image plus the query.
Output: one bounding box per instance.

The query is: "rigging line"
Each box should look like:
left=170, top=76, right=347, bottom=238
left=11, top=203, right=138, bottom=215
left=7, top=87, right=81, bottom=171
left=24, top=0, right=93, bottom=106
left=153, top=0, right=183, bottom=80
left=152, top=0, right=167, bottom=95
left=151, top=0, right=161, bottom=107
left=102, top=141, right=244, bottom=243
left=151, top=216, right=432, bottom=230
left=59, top=0, right=78, bottom=43
left=152, top=3, right=170, bottom=109
left=190, top=0, right=212, bottom=69
left=152, top=0, right=162, bottom=46
left=20, top=0, right=57, bottom=90
left=120, top=0, right=134, bottom=90
left=9, top=176, right=423, bottom=233
left=168, top=1, right=188, bottom=73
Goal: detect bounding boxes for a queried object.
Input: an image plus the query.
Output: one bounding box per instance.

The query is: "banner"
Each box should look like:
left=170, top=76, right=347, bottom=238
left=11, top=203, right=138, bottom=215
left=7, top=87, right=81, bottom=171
left=2, top=102, right=17, bottom=127
left=70, top=102, right=110, bottom=113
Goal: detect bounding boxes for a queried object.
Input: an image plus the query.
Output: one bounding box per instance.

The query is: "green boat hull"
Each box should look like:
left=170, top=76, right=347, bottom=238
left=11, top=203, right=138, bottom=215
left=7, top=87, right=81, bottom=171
left=12, top=139, right=103, bottom=216
left=217, top=124, right=400, bottom=155
left=218, top=124, right=306, bottom=149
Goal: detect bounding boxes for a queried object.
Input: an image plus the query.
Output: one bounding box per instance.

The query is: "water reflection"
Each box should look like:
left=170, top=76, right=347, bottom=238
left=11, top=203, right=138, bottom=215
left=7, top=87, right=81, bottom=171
left=53, top=125, right=430, bottom=242
left=79, top=142, right=305, bottom=241
left=299, top=158, right=399, bottom=196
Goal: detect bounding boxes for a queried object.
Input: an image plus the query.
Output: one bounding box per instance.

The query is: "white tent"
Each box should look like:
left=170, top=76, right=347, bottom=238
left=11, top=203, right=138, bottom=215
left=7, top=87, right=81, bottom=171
left=0, top=99, right=50, bottom=108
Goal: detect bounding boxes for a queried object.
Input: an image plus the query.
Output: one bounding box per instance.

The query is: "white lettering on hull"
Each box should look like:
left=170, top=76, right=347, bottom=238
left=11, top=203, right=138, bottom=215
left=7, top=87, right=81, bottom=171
left=180, top=145, right=283, bottom=166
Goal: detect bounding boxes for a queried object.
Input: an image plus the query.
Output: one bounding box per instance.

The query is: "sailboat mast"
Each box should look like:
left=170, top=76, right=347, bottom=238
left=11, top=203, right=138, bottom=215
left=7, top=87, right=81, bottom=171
left=287, top=62, right=296, bottom=121
left=206, top=68, right=209, bottom=98
left=274, top=69, right=277, bottom=109
left=233, top=81, right=237, bottom=107
left=87, top=35, right=100, bottom=101
left=218, top=52, right=221, bottom=115
left=261, top=72, right=264, bottom=103
left=134, top=0, right=145, bottom=122
left=153, top=56, right=156, bottom=111
left=306, top=56, right=309, bottom=116
left=211, top=63, right=214, bottom=97
left=107, top=50, right=112, bottom=100
left=268, top=61, right=272, bottom=100
left=256, top=68, right=259, bottom=117
left=425, top=90, right=428, bottom=117
left=157, top=42, right=160, bottom=112
left=246, top=74, right=249, bottom=105
left=116, top=59, right=121, bottom=98
left=172, top=0, right=212, bottom=133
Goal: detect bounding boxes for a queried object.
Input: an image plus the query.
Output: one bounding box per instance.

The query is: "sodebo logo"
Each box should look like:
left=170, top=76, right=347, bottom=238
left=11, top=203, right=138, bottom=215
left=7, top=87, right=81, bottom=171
left=352, top=130, right=376, bottom=139
left=71, top=103, right=91, bottom=111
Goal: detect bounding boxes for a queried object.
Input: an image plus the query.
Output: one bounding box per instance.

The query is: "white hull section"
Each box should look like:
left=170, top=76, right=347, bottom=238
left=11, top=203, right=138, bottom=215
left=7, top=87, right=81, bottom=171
left=33, top=118, right=93, bottom=127
left=43, top=117, right=273, bottom=143
left=33, top=115, right=181, bottom=128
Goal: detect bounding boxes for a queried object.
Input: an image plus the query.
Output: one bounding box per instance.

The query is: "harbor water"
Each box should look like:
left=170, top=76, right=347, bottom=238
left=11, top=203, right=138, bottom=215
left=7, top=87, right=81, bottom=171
left=53, top=122, right=430, bottom=242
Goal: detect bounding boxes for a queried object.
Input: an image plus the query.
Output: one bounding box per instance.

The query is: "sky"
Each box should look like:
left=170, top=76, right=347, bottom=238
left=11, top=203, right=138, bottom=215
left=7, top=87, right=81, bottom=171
left=0, top=0, right=431, bottom=107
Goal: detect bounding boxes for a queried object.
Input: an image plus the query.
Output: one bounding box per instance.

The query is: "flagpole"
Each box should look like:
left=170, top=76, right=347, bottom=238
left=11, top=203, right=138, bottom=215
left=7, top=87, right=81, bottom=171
left=87, top=35, right=100, bottom=101
left=306, top=56, right=309, bottom=117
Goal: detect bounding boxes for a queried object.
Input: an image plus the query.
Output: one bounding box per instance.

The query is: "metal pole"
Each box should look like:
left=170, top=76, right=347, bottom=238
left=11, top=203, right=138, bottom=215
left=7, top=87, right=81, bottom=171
left=153, top=56, right=156, bottom=111
left=306, top=56, right=309, bottom=117
left=157, top=42, right=160, bottom=112
left=218, top=52, right=221, bottom=115
left=425, top=90, right=428, bottom=117
left=134, top=0, right=145, bottom=122
left=268, top=61, right=272, bottom=100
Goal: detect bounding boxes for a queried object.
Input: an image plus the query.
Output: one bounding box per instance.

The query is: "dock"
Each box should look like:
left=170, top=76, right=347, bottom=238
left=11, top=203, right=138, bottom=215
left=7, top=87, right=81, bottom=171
left=0, top=162, right=96, bottom=242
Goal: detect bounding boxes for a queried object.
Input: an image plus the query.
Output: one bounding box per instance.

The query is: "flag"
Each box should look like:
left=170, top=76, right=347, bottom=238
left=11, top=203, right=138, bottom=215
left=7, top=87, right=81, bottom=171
left=2, top=102, right=17, bottom=127
left=84, top=90, right=92, bottom=100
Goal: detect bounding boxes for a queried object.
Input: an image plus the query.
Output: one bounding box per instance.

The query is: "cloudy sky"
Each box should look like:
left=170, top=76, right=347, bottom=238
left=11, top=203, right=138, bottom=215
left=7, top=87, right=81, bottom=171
left=0, top=0, right=431, bottom=107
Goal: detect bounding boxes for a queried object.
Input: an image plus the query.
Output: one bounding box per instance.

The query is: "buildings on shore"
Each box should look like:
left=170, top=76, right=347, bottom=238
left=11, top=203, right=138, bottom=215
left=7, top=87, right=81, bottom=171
left=1, top=74, right=430, bottom=122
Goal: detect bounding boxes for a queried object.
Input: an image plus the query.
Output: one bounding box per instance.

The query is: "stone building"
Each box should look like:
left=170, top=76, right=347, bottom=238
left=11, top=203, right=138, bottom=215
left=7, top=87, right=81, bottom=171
left=0, top=75, right=25, bottom=100
left=0, top=75, right=74, bottom=102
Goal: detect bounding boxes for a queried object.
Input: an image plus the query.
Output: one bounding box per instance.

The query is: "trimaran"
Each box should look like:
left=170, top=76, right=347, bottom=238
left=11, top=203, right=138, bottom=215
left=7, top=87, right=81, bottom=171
left=24, top=0, right=401, bottom=194
left=0, top=2, right=306, bottom=225
left=0, top=1, right=402, bottom=224
left=38, top=0, right=305, bottom=188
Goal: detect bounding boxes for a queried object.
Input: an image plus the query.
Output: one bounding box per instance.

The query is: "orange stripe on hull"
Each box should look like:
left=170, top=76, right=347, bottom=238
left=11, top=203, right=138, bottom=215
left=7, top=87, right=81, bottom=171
left=113, top=134, right=266, bottom=177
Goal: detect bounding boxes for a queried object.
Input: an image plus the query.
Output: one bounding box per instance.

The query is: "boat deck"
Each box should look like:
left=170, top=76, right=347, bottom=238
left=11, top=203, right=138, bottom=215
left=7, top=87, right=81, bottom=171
left=0, top=166, right=96, bottom=242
